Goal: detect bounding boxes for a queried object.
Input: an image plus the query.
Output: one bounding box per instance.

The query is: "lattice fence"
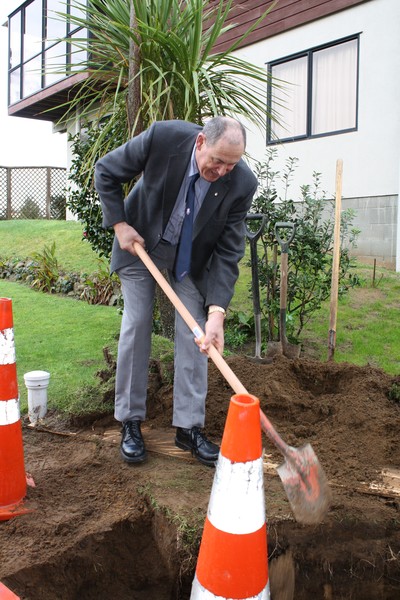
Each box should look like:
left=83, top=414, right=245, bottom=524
left=0, top=166, right=67, bottom=220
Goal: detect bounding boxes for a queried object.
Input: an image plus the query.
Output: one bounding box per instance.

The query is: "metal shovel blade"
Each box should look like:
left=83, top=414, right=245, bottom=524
left=276, top=443, right=331, bottom=525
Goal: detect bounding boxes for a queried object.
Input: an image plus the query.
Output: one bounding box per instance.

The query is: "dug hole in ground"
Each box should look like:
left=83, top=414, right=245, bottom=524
left=1, top=355, right=399, bottom=599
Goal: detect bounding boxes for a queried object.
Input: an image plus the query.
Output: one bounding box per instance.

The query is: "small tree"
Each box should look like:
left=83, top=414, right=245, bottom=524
left=58, top=0, right=276, bottom=173
left=249, top=150, right=360, bottom=343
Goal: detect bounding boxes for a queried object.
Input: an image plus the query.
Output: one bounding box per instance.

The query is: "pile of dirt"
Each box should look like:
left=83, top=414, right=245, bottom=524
left=1, top=355, right=399, bottom=599
left=150, top=355, right=400, bottom=498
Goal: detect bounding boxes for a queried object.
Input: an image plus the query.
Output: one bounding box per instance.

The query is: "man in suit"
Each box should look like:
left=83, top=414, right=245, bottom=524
left=95, top=116, right=257, bottom=466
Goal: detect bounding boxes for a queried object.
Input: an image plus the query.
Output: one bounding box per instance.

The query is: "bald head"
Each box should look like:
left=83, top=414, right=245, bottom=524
left=195, top=116, right=246, bottom=182
left=202, top=116, right=246, bottom=150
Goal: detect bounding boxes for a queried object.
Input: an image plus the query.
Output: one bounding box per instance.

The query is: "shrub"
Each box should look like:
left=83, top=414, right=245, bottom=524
left=20, top=198, right=42, bottom=219
left=249, top=150, right=361, bottom=343
left=80, top=259, right=122, bottom=306
left=50, top=194, right=67, bottom=220
left=30, top=242, right=60, bottom=293
left=0, top=247, right=118, bottom=304
left=224, top=310, right=254, bottom=351
left=66, top=122, right=126, bottom=259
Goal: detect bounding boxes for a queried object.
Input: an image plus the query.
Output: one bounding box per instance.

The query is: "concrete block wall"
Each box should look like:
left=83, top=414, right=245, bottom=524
left=342, top=195, right=398, bottom=269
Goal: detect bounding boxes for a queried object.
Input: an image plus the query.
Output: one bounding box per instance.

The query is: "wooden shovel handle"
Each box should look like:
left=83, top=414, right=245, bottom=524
left=328, top=159, right=343, bottom=360
left=133, top=242, right=289, bottom=456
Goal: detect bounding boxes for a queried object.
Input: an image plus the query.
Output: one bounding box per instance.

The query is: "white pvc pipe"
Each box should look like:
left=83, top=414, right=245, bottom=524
left=24, top=370, right=50, bottom=424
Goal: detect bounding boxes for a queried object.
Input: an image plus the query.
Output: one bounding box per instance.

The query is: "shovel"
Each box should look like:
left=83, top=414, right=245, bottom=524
left=268, top=222, right=301, bottom=359
left=133, top=242, right=331, bottom=525
left=245, top=213, right=267, bottom=362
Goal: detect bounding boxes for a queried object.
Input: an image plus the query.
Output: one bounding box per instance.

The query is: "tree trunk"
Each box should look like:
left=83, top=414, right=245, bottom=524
left=127, top=2, right=175, bottom=340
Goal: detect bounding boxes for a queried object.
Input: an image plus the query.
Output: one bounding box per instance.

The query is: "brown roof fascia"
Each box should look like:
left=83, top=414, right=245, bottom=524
left=211, top=0, right=371, bottom=54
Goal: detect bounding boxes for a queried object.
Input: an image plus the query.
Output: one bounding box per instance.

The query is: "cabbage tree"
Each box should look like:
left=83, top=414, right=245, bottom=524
left=59, top=0, right=276, bottom=167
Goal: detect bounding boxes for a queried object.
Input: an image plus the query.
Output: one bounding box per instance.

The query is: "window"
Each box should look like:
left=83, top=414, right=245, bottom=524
left=9, top=10, right=21, bottom=68
left=24, top=0, right=43, bottom=61
left=8, top=0, right=88, bottom=105
left=46, top=0, right=68, bottom=44
left=267, top=36, right=359, bottom=143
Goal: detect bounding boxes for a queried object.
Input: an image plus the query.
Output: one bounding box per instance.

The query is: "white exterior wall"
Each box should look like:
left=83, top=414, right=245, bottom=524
left=235, top=0, right=400, bottom=201
left=65, top=118, right=80, bottom=221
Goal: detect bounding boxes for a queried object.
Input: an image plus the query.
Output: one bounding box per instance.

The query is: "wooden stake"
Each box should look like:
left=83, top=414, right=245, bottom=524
left=328, top=159, right=343, bottom=361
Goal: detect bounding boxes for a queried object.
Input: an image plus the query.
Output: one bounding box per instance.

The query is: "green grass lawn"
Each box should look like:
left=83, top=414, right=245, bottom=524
left=0, top=279, right=121, bottom=414
left=300, top=264, right=400, bottom=374
left=0, top=220, right=101, bottom=273
left=0, top=220, right=399, bottom=420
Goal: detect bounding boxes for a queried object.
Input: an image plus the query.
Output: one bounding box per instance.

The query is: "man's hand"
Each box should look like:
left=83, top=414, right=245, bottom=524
left=113, top=222, right=145, bottom=255
left=197, top=311, right=225, bottom=355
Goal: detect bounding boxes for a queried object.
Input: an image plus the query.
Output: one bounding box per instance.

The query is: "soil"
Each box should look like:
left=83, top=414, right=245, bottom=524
left=1, top=355, right=400, bottom=599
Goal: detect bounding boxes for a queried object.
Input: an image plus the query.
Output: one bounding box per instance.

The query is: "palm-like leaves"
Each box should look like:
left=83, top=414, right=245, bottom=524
left=55, top=0, right=278, bottom=173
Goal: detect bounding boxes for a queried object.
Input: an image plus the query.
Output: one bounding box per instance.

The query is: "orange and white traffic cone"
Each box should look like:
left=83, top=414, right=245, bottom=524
left=191, top=393, right=270, bottom=599
left=0, top=582, right=20, bottom=599
left=0, top=298, right=29, bottom=521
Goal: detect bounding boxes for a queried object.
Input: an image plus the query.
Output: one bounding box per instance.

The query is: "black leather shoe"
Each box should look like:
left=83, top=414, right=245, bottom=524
left=120, top=420, right=147, bottom=464
left=175, top=427, right=219, bottom=467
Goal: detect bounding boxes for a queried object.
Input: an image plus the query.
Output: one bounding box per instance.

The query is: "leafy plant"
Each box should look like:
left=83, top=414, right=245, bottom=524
left=30, top=242, right=60, bottom=293
left=224, top=309, right=254, bottom=351
left=0, top=254, right=77, bottom=295
left=57, top=0, right=275, bottom=154
left=80, top=259, right=122, bottom=306
left=0, top=250, right=121, bottom=306
left=249, top=150, right=361, bottom=343
left=66, top=125, right=123, bottom=259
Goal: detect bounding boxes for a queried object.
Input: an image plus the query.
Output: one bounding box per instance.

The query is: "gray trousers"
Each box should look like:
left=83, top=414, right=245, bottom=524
left=115, top=240, right=208, bottom=428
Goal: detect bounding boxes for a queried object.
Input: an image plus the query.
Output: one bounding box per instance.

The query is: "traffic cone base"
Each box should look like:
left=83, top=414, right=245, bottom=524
left=0, top=582, right=20, bottom=599
left=0, top=502, right=33, bottom=522
left=196, top=519, right=268, bottom=598
left=0, top=421, right=26, bottom=508
left=191, top=576, right=270, bottom=600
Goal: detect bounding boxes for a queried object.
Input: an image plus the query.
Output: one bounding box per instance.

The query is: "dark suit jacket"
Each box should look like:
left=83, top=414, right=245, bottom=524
left=94, top=120, right=257, bottom=309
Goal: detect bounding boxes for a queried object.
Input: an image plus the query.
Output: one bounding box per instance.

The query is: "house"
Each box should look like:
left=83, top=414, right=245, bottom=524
left=6, top=0, right=400, bottom=270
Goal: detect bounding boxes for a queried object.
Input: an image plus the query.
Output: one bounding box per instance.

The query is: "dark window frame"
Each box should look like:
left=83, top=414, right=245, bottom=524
left=7, top=0, right=88, bottom=105
left=266, top=34, right=360, bottom=145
